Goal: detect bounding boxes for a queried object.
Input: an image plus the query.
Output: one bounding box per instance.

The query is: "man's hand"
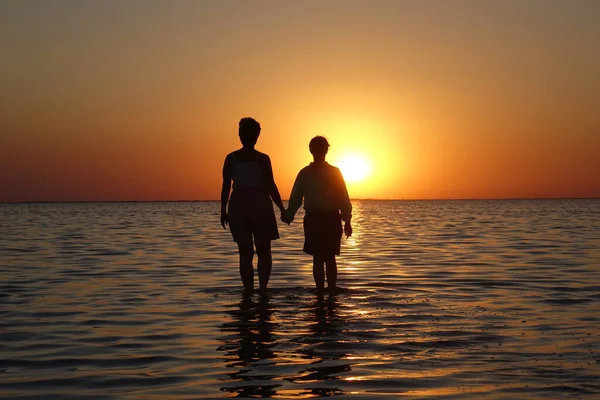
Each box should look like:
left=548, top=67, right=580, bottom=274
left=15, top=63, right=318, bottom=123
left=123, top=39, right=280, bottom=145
left=344, top=221, right=353, bottom=238
left=220, top=210, right=228, bottom=229
left=280, top=210, right=291, bottom=225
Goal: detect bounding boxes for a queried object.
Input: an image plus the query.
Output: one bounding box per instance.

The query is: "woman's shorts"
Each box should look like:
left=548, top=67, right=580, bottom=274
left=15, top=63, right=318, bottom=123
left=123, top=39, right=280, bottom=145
left=228, top=188, right=279, bottom=244
left=303, top=210, right=342, bottom=256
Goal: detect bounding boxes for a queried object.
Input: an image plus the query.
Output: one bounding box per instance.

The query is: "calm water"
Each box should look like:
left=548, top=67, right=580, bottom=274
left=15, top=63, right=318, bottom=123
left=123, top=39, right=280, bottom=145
left=1, top=200, right=599, bottom=399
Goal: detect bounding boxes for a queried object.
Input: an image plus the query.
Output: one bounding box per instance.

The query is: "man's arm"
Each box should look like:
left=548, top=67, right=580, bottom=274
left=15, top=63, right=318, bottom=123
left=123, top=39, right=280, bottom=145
left=335, top=168, right=353, bottom=237
left=336, top=168, right=352, bottom=223
left=286, top=171, right=304, bottom=222
left=220, top=154, right=232, bottom=228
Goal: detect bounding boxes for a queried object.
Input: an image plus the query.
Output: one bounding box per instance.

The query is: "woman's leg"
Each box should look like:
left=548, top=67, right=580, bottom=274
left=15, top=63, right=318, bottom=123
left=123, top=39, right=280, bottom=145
left=255, top=240, right=272, bottom=291
left=313, top=255, right=326, bottom=294
left=325, top=255, right=337, bottom=290
left=237, top=240, right=254, bottom=292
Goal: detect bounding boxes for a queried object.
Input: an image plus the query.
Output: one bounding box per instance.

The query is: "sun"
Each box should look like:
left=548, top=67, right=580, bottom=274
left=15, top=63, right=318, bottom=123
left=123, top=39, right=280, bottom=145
left=336, top=153, right=372, bottom=183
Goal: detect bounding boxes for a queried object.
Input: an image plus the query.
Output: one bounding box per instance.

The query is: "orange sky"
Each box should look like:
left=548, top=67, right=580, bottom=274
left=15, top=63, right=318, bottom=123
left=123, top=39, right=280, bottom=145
left=1, top=1, right=599, bottom=202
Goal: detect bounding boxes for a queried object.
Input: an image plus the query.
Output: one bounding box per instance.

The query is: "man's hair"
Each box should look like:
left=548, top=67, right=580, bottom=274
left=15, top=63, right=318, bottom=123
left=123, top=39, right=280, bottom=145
left=238, top=117, right=261, bottom=146
left=309, top=136, right=330, bottom=156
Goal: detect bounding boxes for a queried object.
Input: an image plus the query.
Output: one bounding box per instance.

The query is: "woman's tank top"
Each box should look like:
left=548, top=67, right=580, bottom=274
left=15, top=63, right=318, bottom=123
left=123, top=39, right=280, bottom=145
left=231, top=152, right=265, bottom=189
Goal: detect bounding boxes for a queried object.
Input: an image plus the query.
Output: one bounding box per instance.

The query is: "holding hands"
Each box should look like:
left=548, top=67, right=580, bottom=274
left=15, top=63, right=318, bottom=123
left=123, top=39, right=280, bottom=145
left=280, top=207, right=292, bottom=225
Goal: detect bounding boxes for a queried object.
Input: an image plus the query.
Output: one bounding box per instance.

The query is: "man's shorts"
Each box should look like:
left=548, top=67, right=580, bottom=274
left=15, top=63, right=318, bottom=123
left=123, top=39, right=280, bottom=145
left=303, top=210, right=342, bottom=256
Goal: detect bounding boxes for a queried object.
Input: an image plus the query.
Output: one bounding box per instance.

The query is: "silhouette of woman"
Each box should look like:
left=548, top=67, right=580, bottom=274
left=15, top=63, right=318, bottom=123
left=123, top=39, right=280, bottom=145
left=221, top=117, right=287, bottom=293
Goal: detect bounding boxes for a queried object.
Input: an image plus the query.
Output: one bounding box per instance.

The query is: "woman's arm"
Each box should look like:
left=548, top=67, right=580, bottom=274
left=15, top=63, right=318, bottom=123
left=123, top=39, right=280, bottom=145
left=260, top=154, right=285, bottom=212
left=220, top=154, right=232, bottom=228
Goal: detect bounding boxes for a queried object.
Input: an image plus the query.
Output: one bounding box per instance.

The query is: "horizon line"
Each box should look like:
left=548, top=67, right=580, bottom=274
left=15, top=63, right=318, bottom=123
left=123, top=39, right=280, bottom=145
left=1, top=197, right=599, bottom=204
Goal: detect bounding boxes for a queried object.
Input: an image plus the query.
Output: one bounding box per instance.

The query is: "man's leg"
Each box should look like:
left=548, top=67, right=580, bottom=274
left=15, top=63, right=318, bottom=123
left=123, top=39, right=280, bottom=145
left=313, top=255, right=326, bottom=294
left=325, top=255, right=337, bottom=291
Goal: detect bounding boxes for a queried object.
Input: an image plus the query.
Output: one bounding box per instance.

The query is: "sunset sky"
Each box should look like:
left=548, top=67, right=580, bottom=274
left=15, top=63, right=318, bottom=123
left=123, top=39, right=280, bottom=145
left=1, top=0, right=599, bottom=202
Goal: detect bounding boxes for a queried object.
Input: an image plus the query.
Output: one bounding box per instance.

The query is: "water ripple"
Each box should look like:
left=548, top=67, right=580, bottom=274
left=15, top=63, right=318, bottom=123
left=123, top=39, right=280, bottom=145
left=0, top=200, right=599, bottom=399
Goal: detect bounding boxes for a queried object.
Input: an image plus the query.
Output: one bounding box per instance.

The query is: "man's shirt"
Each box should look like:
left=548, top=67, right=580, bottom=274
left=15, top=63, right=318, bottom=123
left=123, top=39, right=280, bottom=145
left=287, top=161, right=352, bottom=223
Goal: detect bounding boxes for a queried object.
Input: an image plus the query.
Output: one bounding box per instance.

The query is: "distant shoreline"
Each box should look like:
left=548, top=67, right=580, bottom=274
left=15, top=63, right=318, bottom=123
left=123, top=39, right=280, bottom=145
left=1, top=197, right=598, bottom=204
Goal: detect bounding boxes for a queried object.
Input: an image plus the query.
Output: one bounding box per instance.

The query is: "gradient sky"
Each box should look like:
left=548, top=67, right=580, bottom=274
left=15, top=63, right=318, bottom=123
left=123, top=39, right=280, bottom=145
left=1, top=0, right=599, bottom=201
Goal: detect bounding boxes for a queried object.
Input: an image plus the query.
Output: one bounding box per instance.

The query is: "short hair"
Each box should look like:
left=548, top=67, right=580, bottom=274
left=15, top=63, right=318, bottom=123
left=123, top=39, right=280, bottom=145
left=309, top=136, right=330, bottom=156
left=238, top=117, right=261, bottom=146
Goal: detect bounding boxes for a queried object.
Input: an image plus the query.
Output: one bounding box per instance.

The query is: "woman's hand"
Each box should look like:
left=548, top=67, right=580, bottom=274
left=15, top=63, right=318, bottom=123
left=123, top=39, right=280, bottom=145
left=280, top=209, right=291, bottom=225
left=220, top=210, right=228, bottom=229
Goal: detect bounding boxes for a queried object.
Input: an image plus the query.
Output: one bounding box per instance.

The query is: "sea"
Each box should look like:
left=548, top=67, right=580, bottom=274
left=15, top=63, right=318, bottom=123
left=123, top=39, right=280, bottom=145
left=1, top=200, right=599, bottom=399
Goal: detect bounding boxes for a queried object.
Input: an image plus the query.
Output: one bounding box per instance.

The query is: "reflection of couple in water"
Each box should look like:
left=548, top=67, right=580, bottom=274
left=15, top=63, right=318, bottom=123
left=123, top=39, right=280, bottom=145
left=221, top=117, right=353, bottom=295
left=219, top=293, right=348, bottom=397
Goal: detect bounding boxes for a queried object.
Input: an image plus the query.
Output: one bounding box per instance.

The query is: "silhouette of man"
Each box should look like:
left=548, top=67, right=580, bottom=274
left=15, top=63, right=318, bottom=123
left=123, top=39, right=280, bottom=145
left=285, top=136, right=352, bottom=294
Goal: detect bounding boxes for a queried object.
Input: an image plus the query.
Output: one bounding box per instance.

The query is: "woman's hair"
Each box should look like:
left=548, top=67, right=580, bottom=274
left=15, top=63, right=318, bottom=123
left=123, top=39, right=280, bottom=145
left=309, top=135, right=330, bottom=156
left=238, top=117, right=261, bottom=146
